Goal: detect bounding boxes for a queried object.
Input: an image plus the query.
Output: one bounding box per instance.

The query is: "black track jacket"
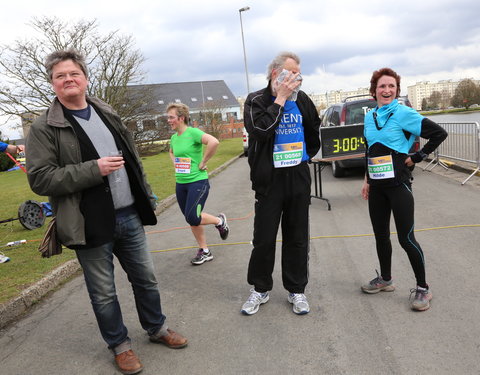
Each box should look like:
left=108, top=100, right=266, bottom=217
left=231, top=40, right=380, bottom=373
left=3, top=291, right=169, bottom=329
left=244, top=83, right=321, bottom=195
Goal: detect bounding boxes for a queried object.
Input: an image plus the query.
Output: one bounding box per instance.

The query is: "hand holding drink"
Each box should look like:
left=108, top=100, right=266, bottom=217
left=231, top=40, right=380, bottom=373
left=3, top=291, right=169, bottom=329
left=107, top=150, right=124, bottom=183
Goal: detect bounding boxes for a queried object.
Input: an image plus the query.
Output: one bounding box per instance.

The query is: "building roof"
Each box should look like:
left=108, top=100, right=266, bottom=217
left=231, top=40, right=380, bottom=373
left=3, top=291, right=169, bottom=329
left=127, top=80, right=239, bottom=115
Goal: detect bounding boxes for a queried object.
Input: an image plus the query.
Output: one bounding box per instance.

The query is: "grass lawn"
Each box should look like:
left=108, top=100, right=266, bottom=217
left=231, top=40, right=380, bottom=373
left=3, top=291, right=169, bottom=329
left=0, top=137, right=242, bottom=305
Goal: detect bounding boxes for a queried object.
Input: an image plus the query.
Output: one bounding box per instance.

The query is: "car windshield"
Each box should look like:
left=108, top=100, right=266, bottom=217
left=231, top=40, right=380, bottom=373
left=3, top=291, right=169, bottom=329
left=345, top=100, right=376, bottom=125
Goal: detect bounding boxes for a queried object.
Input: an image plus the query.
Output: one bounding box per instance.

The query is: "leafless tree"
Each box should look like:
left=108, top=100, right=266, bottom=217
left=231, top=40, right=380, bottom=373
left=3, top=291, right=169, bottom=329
left=125, top=115, right=173, bottom=156
left=421, top=98, right=428, bottom=111
left=0, top=16, right=149, bottom=131
left=428, top=91, right=442, bottom=110
left=439, top=89, right=451, bottom=109
left=195, top=100, right=226, bottom=139
left=0, top=130, right=15, bottom=171
left=451, top=79, right=480, bottom=109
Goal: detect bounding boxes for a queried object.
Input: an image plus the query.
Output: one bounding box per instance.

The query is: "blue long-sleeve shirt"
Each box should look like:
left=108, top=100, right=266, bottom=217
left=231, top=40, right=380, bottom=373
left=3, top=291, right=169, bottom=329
left=0, top=141, right=8, bottom=153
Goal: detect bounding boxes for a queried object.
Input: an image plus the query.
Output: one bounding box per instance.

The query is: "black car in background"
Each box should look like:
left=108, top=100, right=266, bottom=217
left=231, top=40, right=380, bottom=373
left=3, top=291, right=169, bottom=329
left=321, top=95, right=418, bottom=177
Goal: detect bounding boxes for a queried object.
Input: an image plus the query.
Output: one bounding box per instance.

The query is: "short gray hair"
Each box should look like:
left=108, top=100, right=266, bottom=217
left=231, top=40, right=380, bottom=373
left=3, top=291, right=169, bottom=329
left=45, top=49, right=88, bottom=81
left=266, top=51, right=301, bottom=81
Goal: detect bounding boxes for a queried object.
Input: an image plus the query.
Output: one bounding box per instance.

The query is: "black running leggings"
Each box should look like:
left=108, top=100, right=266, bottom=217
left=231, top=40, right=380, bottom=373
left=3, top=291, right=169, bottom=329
left=368, top=183, right=427, bottom=288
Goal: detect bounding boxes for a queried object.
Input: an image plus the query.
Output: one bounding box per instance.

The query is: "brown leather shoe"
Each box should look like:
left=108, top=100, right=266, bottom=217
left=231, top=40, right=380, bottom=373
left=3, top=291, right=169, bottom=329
left=149, top=328, right=188, bottom=349
left=114, top=349, right=144, bottom=375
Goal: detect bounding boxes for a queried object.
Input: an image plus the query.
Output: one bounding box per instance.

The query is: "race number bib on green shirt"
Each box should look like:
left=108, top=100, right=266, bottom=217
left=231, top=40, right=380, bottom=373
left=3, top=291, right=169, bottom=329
left=273, top=142, right=304, bottom=168
left=175, top=157, right=191, bottom=174
left=368, top=155, right=394, bottom=179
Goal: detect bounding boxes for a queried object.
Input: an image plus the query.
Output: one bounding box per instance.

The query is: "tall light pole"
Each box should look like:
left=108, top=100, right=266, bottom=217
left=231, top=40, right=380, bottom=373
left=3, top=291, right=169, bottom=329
left=239, top=6, right=250, bottom=95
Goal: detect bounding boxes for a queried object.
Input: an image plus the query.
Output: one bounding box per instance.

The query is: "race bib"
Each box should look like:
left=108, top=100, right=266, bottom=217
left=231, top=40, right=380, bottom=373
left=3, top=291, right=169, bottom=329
left=175, top=157, right=191, bottom=174
left=273, top=142, right=303, bottom=168
left=368, top=155, right=395, bottom=179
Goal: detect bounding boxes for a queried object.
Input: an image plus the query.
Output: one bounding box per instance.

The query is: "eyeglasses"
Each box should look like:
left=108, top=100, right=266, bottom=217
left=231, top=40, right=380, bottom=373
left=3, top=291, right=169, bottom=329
left=167, top=115, right=178, bottom=120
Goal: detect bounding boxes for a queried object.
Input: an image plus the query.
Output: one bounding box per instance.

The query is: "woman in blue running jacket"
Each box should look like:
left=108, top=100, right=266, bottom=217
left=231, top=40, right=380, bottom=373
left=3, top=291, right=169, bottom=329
left=360, top=67, right=447, bottom=312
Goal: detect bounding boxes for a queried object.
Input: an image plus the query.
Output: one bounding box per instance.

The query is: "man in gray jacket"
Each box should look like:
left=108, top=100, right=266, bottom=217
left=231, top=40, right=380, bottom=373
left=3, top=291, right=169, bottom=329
left=26, top=49, right=187, bottom=375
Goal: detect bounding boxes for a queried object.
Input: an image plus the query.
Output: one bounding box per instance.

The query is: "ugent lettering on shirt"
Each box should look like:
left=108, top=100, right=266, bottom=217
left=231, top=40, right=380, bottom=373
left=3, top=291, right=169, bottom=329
left=273, top=109, right=307, bottom=168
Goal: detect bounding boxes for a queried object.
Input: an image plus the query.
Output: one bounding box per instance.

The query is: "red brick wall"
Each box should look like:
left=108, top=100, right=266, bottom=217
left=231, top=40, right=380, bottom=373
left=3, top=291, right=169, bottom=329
left=218, top=119, right=244, bottom=139
left=192, top=118, right=244, bottom=139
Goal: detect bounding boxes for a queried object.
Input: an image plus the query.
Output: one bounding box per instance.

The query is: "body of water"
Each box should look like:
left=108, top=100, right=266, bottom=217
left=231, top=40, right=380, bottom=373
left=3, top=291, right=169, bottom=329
left=426, top=111, right=480, bottom=124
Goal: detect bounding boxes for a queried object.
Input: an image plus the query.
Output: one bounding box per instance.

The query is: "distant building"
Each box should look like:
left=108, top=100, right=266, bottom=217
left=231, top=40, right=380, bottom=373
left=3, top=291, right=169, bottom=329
left=126, top=80, right=241, bottom=128
left=407, top=79, right=480, bottom=110
left=309, top=87, right=371, bottom=109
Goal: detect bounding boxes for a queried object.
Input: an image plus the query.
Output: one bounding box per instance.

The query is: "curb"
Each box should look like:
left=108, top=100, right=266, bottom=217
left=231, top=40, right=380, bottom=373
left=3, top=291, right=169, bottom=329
left=0, top=153, right=244, bottom=330
left=422, top=157, right=480, bottom=179
left=0, top=259, right=81, bottom=329
left=440, top=159, right=480, bottom=177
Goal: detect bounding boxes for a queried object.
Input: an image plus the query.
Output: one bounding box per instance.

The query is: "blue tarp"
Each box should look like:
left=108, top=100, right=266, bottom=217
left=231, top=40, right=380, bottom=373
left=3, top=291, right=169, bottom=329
left=41, top=202, right=53, bottom=217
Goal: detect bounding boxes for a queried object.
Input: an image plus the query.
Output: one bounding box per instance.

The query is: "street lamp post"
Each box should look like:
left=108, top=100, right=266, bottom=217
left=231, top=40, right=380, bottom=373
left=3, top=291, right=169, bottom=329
left=239, top=6, right=250, bottom=95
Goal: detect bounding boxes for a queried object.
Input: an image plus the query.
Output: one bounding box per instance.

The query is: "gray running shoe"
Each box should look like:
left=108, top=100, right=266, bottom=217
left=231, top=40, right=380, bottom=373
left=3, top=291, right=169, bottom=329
left=241, top=289, right=269, bottom=315
left=410, top=287, right=432, bottom=311
left=215, top=213, right=229, bottom=240
left=191, top=249, right=213, bottom=265
left=361, top=270, right=395, bottom=294
left=288, top=293, right=310, bottom=315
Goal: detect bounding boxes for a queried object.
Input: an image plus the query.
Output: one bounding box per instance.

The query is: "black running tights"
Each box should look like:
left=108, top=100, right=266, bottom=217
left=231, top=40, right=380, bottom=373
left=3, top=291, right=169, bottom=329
left=368, top=183, right=427, bottom=288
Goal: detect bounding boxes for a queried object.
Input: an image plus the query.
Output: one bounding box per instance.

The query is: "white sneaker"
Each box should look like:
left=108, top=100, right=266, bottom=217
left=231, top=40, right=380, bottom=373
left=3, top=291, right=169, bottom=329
left=241, top=289, right=269, bottom=315
left=0, top=253, right=10, bottom=263
left=288, top=293, right=310, bottom=315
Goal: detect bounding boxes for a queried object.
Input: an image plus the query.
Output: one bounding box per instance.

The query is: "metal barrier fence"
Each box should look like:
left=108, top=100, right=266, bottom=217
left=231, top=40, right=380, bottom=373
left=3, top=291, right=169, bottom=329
left=420, top=122, right=480, bottom=185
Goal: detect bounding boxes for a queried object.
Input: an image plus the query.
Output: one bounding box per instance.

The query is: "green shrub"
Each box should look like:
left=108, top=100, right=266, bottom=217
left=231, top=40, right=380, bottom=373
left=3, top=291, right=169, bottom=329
left=0, top=138, right=15, bottom=171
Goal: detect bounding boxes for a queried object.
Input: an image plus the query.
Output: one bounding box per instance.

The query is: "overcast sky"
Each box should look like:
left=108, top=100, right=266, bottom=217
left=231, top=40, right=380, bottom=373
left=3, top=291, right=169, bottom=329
left=1, top=0, right=480, bottom=137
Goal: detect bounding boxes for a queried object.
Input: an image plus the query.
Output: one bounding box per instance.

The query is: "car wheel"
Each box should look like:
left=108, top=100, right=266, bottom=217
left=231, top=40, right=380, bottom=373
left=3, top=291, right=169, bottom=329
left=332, top=161, right=346, bottom=177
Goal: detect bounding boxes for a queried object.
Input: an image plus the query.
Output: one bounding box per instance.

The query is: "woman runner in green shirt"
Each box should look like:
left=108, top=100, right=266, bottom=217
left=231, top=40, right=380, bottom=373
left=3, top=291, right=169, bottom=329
left=167, top=103, right=230, bottom=265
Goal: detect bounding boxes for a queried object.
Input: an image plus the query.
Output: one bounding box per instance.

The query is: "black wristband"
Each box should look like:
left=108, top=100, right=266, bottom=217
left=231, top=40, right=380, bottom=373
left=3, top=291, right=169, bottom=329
left=411, top=151, right=428, bottom=163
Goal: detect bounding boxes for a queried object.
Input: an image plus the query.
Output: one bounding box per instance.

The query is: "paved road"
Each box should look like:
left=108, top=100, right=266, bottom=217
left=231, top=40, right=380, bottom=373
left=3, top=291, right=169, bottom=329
left=1, top=158, right=480, bottom=375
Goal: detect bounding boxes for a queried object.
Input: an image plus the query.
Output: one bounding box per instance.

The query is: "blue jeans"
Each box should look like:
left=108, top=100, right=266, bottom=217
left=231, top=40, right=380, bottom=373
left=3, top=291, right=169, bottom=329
left=75, top=206, right=166, bottom=349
